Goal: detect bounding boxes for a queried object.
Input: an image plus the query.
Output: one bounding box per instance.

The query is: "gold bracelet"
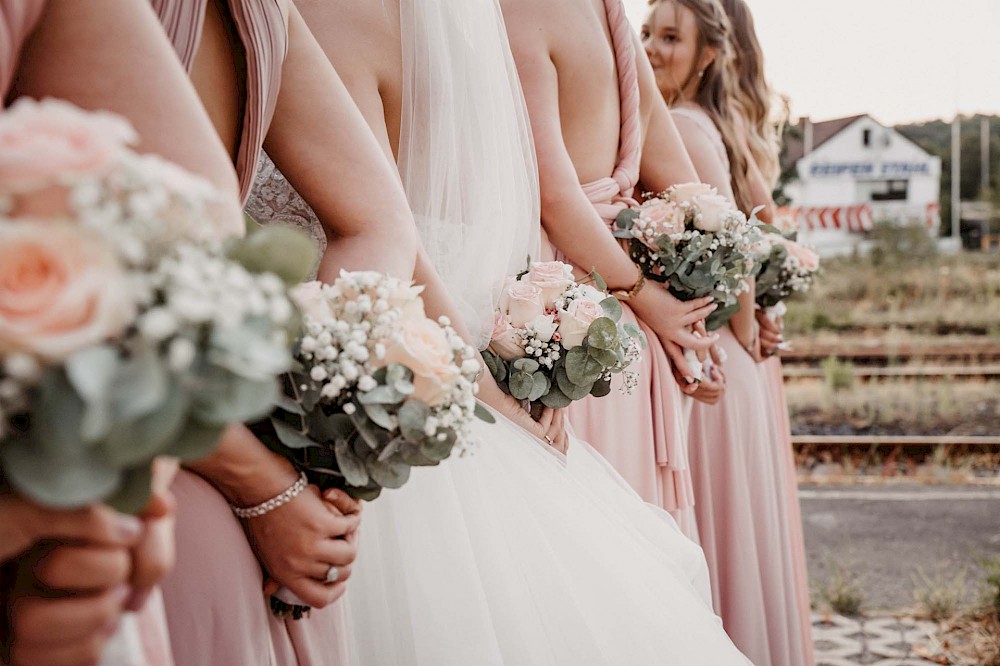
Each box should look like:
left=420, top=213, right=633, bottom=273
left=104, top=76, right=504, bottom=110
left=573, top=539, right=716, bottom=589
left=611, top=265, right=646, bottom=302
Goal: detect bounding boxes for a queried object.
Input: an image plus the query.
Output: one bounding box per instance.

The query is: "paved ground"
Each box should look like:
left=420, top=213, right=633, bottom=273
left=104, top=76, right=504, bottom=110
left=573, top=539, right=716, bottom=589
left=811, top=613, right=940, bottom=666
left=800, top=484, right=1000, bottom=610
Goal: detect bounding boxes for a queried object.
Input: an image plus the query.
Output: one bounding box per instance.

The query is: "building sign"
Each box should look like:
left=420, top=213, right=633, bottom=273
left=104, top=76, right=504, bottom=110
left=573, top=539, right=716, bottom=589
left=808, top=161, right=933, bottom=178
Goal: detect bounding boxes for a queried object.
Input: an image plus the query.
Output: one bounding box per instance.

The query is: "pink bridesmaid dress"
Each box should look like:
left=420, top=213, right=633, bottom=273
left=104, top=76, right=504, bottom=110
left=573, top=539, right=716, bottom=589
left=151, top=2, right=349, bottom=663
left=1, top=5, right=175, bottom=665
left=674, top=104, right=815, bottom=666
left=553, top=0, right=697, bottom=537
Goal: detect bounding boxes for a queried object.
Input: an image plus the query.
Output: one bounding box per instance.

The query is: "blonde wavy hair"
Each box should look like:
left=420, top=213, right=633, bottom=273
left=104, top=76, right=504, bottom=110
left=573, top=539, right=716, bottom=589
left=719, top=0, right=785, bottom=188
left=647, top=0, right=755, bottom=214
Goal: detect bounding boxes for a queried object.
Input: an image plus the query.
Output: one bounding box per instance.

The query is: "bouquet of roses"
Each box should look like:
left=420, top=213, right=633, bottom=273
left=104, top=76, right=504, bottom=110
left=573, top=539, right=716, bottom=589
left=0, top=98, right=311, bottom=514
left=614, top=183, right=761, bottom=332
left=252, top=271, right=492, bottom=618
left=481, top=261, right=644, bottom=412
left=753, top=234, right=821, bottom=318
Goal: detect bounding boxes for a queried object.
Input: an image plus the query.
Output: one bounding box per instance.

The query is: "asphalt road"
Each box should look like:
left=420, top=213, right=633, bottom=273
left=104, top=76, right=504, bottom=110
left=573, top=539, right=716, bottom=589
left=799, top=484, right=1000, bottom=610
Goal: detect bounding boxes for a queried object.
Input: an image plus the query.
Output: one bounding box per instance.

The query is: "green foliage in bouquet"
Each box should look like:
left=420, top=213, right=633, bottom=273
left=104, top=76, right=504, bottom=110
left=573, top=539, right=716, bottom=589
left=255, top=365, right=491, bottom=502
left=755, top=243, right=792, bottom=309
left=0, top=225, right=316, bottom=513
left=482, top=296, right=643, bottom=411
left=615, top=208, right=748, bottom=331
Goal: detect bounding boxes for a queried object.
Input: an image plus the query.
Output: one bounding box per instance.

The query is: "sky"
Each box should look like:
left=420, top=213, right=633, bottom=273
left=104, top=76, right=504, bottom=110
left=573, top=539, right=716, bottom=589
left=625, top=0, right=1000, bottom=125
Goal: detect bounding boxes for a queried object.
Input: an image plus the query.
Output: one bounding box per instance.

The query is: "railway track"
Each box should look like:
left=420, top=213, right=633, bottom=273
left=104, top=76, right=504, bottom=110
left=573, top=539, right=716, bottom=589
left=780, top=341, right=1000, bottom=368
left=782, top=364, right=1000, bottom=380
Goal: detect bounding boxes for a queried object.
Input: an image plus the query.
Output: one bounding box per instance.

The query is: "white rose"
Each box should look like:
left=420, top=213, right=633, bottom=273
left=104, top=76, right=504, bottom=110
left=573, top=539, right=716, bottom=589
left=668, top=182, right=716, bottom=207
left=530, top=314, right=558, bottom=343
left=578, top=284, right=608, bottom=304
left=557, top=297, right=604, bottom=349
left=692, top=193, right=734, bottom=233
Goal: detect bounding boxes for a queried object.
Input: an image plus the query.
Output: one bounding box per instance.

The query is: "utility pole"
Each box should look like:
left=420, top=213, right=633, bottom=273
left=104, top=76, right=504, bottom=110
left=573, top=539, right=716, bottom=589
left=981, top=117, right=991, bottom=196
left=951, top=115, right=961, bottom=240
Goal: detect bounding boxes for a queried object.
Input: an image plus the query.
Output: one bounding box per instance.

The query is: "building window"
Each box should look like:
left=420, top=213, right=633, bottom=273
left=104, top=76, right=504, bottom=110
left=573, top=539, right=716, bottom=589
left=868, top=179, right=908, bottom=201
left=862, top=128, right=872, bottom=147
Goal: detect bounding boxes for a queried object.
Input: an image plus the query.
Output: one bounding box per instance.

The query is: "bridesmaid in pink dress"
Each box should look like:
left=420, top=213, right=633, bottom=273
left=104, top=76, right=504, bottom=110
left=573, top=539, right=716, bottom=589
left=721, top=0, right=815, bottom=660
left=150, top=1, right=451, bottom=664
left=1, top=2, right=247, bottom=664
left=642, top=0, right=815, bottom=664
left=502, top=0, right=722, bottom=537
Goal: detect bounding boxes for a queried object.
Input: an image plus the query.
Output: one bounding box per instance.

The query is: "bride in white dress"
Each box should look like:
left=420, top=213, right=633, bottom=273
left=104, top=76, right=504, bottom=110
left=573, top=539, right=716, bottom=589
left=247, top=0, right=752, bottom=663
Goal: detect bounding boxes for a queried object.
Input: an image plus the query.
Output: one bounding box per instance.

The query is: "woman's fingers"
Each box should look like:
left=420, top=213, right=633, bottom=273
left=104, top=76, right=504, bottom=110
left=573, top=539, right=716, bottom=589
left=11, top=584, right=129, bottom=645
left=680, top=303, right=718, bottom=327
left=126, top=508, right=175, bottom=611
left=33, top=545, right=131, bottom=593
left=1, top=500, right=144, bottom=558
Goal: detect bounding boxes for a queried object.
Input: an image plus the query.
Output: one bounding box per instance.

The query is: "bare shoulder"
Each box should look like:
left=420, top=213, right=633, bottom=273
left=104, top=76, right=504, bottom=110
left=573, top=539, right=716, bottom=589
left=294, top=0, right=398, bottom=86
left=501, top=0, right=553, bottom=55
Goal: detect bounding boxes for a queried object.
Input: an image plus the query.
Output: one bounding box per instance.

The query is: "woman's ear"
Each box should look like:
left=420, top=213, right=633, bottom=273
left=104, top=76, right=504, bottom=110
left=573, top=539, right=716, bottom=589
left=697, top=46, right=718, bottom=75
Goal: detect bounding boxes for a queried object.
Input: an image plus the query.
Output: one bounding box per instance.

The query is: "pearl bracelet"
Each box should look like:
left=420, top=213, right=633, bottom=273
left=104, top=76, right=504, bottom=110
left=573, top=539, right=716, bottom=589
left=230, top=472, right=308, bottom=519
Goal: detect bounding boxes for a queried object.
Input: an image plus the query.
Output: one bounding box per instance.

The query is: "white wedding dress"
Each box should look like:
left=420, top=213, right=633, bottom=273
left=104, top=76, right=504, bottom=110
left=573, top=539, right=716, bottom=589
left=246, top=0, right=752, bottom=663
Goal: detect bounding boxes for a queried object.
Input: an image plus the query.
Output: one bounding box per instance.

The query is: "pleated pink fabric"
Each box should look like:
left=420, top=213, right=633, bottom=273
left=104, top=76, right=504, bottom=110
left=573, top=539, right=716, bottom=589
left=151, top=3, right=350, bottom=664
left=676, top=104, right=815, bottom=666
left=557, top=0, right=697, bottom=536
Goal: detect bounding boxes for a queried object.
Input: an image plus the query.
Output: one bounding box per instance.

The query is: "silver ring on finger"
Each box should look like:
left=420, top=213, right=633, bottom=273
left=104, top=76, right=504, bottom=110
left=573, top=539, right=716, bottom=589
left=324, top=565, right=339, bottom=584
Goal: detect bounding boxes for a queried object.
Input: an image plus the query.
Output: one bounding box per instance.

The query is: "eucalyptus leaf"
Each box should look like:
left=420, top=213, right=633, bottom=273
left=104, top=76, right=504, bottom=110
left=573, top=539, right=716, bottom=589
left=274, top=392, right=306, bottom=416
left=101, top=379, right=191, bottom=467
left=556, top=367, right=592, bottom=401
left=1, top=437, right=119, bottom=509
left=420, top=429, right=456, bottom=462
left=622, top=322, right=642, bottom=339
left=166, top=419, right=226, bottom=461
left=366, top=459, right=410, bottom=489
left=309, top=412, right=355, bottom=443
left=587, top=346, right=619, bottom=368
left=228, top=224, right=319, bottom=286
left=398, top=400, right=431, bottom=441
left=334, top=439, right=369, bottom=486
left=564, top=347, right=603, bottom=386
left=511, top=358, right=539, bottom=374
left=590, top=377, right=612, bottom=398
left=527, top=372, right=549, bottom=403
left=192, top=369, right=278, bottom=425
left=599, top=297, right=622, bottom=322
left=508, top=371, right=534, bottom=401
left=111, top=344, right=169, bottom=420
left=272, top=419, right=316, bottom=450
left=362, top=402, right=395, bottom=430
left=473, top=402, right=496, bottom=424
left=104, top=464, right=153, bottom=515
left=32, top=370, right=87, bottom=457
left=358, top=385, right=404, bottom=406
left=586, top=318, right=618, bottom=350
left=65, top=346, right=120, bottom=403
left=539, top=385, right=572, bottom=409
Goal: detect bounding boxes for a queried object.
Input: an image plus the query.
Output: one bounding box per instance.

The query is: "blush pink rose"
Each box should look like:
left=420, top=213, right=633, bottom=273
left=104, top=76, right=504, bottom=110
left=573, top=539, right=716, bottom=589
left=489, top=328, right=526, bottom=361
left=638, top=199, right=686, bottom=242
left=557, top=298, right=604, bottom=349
left=0, top=222, right=135, bottom=362
left=491, top=310, right=511, bottom=339
left=522, top=261, right=575, bottom=308
left=379, top=318, right=461, bottom=406
left=0, top=98, right=136, bottom=217
left=778, top=238, right=820, bottom=272
left=504, top=282, right=545, bottom=327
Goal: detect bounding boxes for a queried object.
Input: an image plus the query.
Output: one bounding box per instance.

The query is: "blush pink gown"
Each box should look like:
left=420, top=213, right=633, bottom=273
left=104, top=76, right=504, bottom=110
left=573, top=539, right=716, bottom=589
left=674, top=104, right=815, bottom=666
left=151, top=2, right=349, bottom=663
left=552, top=0, right=697, bottom=538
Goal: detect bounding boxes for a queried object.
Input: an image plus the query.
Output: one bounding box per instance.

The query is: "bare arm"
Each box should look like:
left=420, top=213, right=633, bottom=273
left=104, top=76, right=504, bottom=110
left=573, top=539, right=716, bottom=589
left=673, top=114, right=757, bottom=349
left=264, top=4, right=418, bottom=283
left=12, top=0, right=243, bottom=236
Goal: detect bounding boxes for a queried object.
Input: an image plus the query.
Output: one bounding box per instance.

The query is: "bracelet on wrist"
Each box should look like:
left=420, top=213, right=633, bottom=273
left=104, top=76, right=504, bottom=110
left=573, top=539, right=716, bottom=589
left=611, top=264, right=646, bottom=302
left=230, top=472, right=308, bottom=519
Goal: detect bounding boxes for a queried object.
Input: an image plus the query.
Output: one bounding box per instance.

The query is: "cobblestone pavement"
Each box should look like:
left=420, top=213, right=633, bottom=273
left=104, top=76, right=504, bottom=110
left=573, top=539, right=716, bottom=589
left=812, top=613, right=942, bottom=666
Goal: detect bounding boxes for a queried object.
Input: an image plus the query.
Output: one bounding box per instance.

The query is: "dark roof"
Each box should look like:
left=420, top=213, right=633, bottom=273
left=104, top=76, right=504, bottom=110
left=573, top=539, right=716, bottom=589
left=782, top=114, right=868, bottom=171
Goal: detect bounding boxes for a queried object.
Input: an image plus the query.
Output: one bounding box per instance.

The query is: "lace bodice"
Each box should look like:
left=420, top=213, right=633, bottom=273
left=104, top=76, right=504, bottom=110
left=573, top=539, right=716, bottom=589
left=244, top=152, right=326, bottom=258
